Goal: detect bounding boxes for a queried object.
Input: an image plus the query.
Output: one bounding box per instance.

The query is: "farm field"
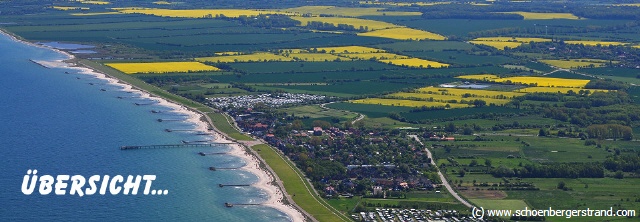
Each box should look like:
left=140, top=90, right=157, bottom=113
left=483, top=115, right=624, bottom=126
left=275, top=6, right=422, bottom=17
left=403, top=51, right=517, bottom=66
left=416, top=87, right=525, bottom=99
left=51, top=6, right=90, bottom=10
left=113, top=8, right=279, bottom=18
left=105, top=61, right=219, bottom=74
left=388, top=92, right=513, bottom=105
left=351, top=98, right=471, bottom=108
left=291, top=16, right=397, bottom=31
left=379, top=58, right=449, bottom=68
left=500, top=11, right=581, bottom=20
left=357, top=27, right=446, bottom=40
left=540, top=59, right=613, bottom=69
left=514, top=87, right=608, bottom=93
left=338, top=52, right=408, bottom=60
left=376, top=41, right=476, bottom=52
left=78, top=1, right=110, bottom=5
left=564, top=40, right=629, bottom=46
left=495, top=76, right=590, bottom=88
left=196, top=46, right=449, bottom=69
left=472, top=37, right=551, bottom=43
left=457, top=75, right=591, bottom=88
left=469, top=40, right=523, bottom=50
left=197, top=53, right=293, bottom=63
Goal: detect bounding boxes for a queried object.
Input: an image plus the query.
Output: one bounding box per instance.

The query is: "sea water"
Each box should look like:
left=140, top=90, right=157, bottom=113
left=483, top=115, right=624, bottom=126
left=0, top=33, right=290, bottom=221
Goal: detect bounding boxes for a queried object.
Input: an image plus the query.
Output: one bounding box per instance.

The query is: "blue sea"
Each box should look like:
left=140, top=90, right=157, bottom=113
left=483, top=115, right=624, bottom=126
left=0, top=33, right=291, bottom=221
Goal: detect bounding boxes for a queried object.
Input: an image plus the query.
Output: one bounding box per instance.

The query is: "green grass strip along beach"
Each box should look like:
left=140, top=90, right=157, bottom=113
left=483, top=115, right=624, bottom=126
left=252, top=144, right=351, bottom=222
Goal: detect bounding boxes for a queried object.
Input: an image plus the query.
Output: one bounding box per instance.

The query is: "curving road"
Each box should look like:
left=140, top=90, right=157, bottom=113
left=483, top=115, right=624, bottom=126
left=408, top=135, right=474, bottom=209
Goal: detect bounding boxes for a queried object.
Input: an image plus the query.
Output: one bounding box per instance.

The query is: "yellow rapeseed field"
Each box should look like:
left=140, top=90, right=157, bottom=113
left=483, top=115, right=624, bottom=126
left=416, top=87, right=525, bottom=99
left=540, top=59, right=612, bottom=69
left=456, top=74, right=501, bottom=80
left=634, top=45, right=640, bottom=49
left=379, top=58, right=449, bottom=68
left=71, top=12, right=121, bottom=16
left=389, top=92, right=512, bottom=105
left=78, top=1, right=110, bottom=4
left=500, top=11, right=580, bottom=20
left=314, top=46, right=384, bottom=54
left=278, top=6, right=421, bottom=17
left=291, top=16, right=397, bottom=31
left=153, top=1, right=175, bottom=5
left=514, top=87, right=609, bottom=94
left=52, top=6, right=90, bottom=10
left=564, top=40, right=628, bottom=47
left=351, top=98, right=469, bottom=108
left=285, top=53, right=344, bottom=62
left=358, top=27, right=446, bottom=40
left=473, top=37, right=551, bottom=43
left=495, top=76, right=590, bottom=88
left=338, top=52, right=409, bottom=60
left=469, top=40, right=523, bottom=50
left=470, top=3, right=492, bottom=6
left=106, top=62, right=219, bottom=74
left=614, top=3, right=640, bottom=6
left=196, top=53, right=294, bottom=63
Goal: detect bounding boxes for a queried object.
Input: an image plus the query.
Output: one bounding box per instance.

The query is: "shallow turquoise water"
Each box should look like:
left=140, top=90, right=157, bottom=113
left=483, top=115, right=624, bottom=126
left=0, top=33, right=290, bottom=222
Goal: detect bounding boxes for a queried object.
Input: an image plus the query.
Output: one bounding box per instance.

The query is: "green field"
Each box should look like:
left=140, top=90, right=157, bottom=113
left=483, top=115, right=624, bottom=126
left=377, top=41, right=476, bottom=52
left=281, top=105, right=358, bottom=119
left=229, top=61, right=399, bottom=74
left=401, top=107, right=524, bottom=121
left=402, top=51, right=517, bottom=66
left=256, top=81, right=422, bottom=97
left=470, top=199, right=529, bottom=212
left=326, top=102, right=413, bottom=118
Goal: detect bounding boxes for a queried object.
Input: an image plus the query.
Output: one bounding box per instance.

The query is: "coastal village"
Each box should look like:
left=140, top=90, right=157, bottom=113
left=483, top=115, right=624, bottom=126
left=209, top=93, right=445, bottom=198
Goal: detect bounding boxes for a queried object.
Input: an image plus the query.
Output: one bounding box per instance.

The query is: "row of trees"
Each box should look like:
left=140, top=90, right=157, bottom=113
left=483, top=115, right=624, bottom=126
left=491, top=163, right=605, bottom=178
left=604, top=154, right=640, bottom=172
left=236, top=14, right=301, bottom=28
left=586, top=124, right=634, bottom=140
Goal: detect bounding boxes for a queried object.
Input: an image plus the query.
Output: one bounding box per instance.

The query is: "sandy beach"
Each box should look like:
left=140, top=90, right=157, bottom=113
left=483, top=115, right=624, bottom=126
left=1, top=30, right=305, bottom=222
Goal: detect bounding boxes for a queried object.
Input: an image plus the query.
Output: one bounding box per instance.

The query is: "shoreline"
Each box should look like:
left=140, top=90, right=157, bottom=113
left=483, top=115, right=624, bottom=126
left=0, top=30, right=306, bottom=222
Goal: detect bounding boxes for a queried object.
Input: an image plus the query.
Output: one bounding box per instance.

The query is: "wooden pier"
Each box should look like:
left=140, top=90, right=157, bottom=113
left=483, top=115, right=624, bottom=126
left=209, top=167, right=241, bottom=171
left=198, top=152, right=228, bottom=156
left=183, top=140, right=211, bottom=144
left=218, top=184, right=251, bottom=188
left=117, top=96, right=137, bottom=99
left=135, top=101, right=159, bottom=106
left=224, top=202, right=261, bottom=208
left=157, top=118, right=185, bottom=122
left=120, top=143, right=232, bottom=150
left=29, top=59, right=50, bottom=69
left=165, top=129, right=200, bottom=132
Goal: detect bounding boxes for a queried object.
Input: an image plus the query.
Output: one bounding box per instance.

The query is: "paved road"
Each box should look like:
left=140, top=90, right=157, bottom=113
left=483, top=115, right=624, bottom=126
left=408, top=135, right=474, bottom=209
left=320, top=102, right=365, bottom=125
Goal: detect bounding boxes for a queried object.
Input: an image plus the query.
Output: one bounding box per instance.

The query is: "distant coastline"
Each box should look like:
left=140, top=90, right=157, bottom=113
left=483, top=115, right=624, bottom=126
left=0, top=29, right=307, bottom=222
